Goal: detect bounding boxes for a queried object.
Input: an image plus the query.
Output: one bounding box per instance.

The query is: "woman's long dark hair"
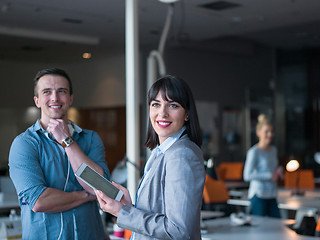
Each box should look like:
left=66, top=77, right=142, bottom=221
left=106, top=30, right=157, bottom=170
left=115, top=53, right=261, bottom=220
left=144, top=75, right=202, bottom=149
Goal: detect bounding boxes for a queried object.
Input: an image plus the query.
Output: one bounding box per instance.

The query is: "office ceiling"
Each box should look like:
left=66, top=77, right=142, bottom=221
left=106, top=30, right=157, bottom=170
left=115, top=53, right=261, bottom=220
left=0, top=0, right=320, bottom=61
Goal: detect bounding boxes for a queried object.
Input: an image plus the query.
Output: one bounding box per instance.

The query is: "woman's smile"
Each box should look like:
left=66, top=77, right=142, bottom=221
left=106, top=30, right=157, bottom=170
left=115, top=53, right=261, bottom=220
left=150, top=92, right=188, bottom=144
left=156, top=120, right=172, bottom=128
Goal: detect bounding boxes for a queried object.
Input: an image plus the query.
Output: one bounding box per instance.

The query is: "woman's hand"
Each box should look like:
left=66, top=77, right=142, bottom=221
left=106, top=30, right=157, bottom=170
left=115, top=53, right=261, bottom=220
left=276, top=166, right=284, bottom=180
left=95, top=190, right=123, bottom=217
left=94, top=182, right=133, bottom=217
left=272, top=166, right=284, bottom=182
left=112, top=182, right=133, bottom=207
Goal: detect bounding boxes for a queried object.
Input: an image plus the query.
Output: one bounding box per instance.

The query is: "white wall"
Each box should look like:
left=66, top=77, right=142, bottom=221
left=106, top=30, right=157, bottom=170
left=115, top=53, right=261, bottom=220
left=0, top=44, right=274, bottom=168
left=0, top=51, right=127, bottom=169
left=66, top=54, right=126, bottom=108
left=0, top=51, right=126, bottom=108
left=1, top=44, right=273, bottom=109
left=163, top=44, right=274, bottom=108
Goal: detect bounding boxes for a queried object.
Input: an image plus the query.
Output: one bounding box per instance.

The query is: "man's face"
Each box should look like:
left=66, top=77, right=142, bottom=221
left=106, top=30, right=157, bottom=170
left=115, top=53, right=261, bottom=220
left=34, top=74, right=73, bottom=127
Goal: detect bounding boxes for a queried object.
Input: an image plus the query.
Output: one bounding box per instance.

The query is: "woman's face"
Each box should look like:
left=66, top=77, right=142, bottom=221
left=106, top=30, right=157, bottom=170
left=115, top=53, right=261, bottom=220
left=149, top=91, right=188, bottom=145
left=256, top=124, right=274, bottom=145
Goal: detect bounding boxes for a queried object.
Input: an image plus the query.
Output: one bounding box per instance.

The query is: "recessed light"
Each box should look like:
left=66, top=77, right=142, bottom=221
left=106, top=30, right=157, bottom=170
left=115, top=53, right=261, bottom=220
left=149, top=29, right=160, bottom=35
left=21, top=46, right=43, bottom=51
left=62, top=18, right=83, bottom=24
left=232, top=16, right=242, bottom=23
left=199, top=1, right=241, bottom=11
left=82, top=52, right=91, bottom=59
left=158, top=0, right=180, bottom=3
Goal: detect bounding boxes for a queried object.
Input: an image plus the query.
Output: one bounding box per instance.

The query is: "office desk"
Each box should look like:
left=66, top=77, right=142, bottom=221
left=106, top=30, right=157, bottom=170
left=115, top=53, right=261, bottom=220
left=278, top=190, right=320, bottom=211
left=201, top=210, right=225, bottom=219
left=201, top=216, right=317, bottom=240
left=224, top=181, right=249, bottom=190
left=227, top=189, right=320, bottom=211
left=0, top=193, right=19, bottom=213
left=227, top=189, right=320, bottom=220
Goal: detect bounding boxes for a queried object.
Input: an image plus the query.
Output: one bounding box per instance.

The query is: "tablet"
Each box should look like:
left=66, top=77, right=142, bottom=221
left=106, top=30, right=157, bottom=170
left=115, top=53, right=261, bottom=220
left=75, top=163, right=123, bottom=201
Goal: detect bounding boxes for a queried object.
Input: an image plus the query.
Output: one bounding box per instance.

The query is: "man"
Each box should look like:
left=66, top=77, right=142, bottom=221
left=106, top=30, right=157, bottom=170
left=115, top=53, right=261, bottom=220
left=9, top=68, right=110, bottom=240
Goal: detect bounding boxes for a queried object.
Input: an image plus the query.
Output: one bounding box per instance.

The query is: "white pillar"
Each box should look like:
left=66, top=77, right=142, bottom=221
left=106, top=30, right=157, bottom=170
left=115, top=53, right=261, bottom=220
left=125, top=0, right=140, bottom=202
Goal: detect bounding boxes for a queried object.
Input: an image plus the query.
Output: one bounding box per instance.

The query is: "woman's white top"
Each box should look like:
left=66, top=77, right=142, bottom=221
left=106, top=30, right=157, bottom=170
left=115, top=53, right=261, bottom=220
left=243, top=144, right=278, bottom=199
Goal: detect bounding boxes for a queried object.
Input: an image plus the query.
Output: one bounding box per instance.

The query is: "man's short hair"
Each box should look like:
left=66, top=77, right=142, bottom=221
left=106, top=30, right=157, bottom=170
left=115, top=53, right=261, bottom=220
left=34, top=68, right=73, bottom=97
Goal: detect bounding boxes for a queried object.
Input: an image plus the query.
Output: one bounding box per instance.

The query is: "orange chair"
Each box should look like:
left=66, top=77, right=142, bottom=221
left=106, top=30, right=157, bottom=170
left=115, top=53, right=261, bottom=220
left=216, top=162, right=244, bottom=181
left=124, top=229, right=132, bottom=239
left=316, top=217, right=320, bottom=237
left=284, top=171, right=298, bottom=188
left=203, top=175, right=230, bottom=204
left=284, top=169, right=315, bottom=189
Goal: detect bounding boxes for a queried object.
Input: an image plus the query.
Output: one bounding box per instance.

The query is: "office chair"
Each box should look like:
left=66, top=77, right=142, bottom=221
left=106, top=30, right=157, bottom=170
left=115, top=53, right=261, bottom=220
left=284, top=169, right=315, bottom=189
left=202, top=174, right=237, bottom=215
left=203, top=174, right=229, bottom=203
left=216, top=162, right=244, bottom=181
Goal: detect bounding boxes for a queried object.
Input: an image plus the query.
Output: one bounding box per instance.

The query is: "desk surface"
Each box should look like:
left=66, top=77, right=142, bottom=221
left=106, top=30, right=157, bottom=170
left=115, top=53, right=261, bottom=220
left=201, top=216, right=317, bottom=240
left=227, top=189, right=320, bottom=212
left=0, top=193, right=19, bottom=212
left=278, top=190, right=320, bottom=211
left=224, top=181, right=249, bottom=190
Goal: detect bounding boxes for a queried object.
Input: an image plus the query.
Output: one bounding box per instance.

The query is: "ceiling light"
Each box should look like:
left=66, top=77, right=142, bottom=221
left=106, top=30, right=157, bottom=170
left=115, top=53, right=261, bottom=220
left=200, top=1, right=241, bottom=11
left=82, top=52, right=92, bottom=59
left=232, top=16, right=242, bottom=23
left=286, top=159, right=299, bottom=172
left=1, top=3, right=10, bottom=13
left=158, top=0, right=180, bottom=3
left=62, top=18, right=83, bottom=24
left=0, top=25, right=99, bottom=45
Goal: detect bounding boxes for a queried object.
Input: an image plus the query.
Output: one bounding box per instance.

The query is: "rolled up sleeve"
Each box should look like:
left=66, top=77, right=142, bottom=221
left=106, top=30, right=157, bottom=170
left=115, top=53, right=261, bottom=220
left=9, top=135, right=47, bottom=209
left=86, top=131, right=110, bottom=180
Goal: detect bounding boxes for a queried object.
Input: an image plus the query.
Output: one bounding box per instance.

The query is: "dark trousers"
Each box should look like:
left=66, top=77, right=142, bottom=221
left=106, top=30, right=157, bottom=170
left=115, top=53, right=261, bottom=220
left=250, top=195, right=281, bottom=218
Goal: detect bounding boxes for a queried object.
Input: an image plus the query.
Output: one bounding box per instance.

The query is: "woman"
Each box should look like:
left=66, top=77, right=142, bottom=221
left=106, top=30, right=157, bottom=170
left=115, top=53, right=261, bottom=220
left=243, top=114, right=283, bottom=218
left=94, top=75, right=205, bottom=239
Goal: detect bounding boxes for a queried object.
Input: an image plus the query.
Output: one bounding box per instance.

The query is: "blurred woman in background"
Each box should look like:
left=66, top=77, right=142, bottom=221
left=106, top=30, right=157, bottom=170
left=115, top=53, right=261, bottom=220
left=243, top=114, right=283, bottom=218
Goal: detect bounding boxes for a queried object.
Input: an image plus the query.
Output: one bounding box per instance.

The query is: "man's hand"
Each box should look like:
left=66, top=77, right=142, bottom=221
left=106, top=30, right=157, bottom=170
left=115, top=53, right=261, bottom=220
left=47, top=119, right=70, bottom=144
left=80, top=190, right=97, bottom=202
left=33, top=189, right=97, bottom=213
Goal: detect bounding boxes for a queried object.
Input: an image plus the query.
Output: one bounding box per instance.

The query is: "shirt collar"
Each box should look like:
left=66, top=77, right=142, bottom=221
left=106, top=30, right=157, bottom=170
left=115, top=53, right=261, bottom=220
left=69, top=121, right=82, bottom=135
left=157, top=126, right=186, bottom=155
left=144, top=126, right=186, bottom=174
left=34, top=119, right=82, bottom=139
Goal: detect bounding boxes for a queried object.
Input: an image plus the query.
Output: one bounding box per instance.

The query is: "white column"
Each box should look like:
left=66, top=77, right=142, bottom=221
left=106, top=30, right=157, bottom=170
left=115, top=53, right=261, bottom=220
left=125, top=0, right=140, bottom=202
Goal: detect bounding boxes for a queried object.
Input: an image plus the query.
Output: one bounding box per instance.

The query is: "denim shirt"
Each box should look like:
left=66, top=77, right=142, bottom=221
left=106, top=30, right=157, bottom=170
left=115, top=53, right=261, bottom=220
left=9, top=119, right=110, bottom=240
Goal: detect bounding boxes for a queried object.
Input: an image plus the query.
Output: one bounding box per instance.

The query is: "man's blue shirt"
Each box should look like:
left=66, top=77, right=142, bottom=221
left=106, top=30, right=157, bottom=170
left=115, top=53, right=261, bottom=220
left=9, top=120, right=110, bottom=240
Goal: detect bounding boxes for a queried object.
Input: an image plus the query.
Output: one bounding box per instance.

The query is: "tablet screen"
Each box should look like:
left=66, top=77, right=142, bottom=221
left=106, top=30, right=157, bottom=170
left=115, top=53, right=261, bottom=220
left=78, top=166, right=119, bottom=200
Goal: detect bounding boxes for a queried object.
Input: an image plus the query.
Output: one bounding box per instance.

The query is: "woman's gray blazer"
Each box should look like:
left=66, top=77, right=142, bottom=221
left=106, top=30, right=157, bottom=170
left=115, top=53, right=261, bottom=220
left=117, top=134, right=206, bottom=240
